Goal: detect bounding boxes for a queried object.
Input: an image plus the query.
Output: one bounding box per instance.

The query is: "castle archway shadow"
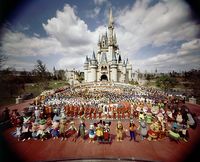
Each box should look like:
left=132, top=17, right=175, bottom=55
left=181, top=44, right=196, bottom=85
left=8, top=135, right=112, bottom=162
left=100, top=75, right=108, bottom=81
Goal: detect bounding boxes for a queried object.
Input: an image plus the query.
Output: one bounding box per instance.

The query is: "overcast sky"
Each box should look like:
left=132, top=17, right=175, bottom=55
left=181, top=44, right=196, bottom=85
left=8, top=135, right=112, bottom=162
left=1, top=0, right=200, bottom=73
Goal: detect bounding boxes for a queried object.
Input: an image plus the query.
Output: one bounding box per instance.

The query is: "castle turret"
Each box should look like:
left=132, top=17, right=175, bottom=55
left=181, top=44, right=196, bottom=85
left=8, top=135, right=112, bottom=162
left=84, top=56, right=89, bottom=82
left=122, top=60, right=126, bottom=82
left=126, top=58, right=132, bottom=81
left=91, top=51, right=97, bottom=65
left=111, top=52, right=118, bottom=82
left=90, top=51, right=97, bottom=82
left=108, top=8, right=114, bottom=46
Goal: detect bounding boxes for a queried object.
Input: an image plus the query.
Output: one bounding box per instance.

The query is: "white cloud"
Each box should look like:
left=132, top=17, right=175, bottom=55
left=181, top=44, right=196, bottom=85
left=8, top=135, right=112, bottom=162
left=57, top=56, right=85, bottom=70
left=1, top=4, right=100, bottom=70
left=133, top=38, right=200, bottom=72
left=114, top=0, right=200, bottom=72
left=1, top=29, right=65, bottom=56
left=115, top=0, right=199, bottom=54
left=43, top=5, right=95, bottom=47
left=86, top=7, right=101, bottom=19
left=4, top=58, right=35, bottom=71
left=178, top=39, right=200, bottom=55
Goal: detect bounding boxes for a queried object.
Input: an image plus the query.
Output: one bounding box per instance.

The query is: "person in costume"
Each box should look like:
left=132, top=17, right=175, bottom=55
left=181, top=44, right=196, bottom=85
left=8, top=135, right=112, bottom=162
left=103, top=121, right=111, bottom=142
left=50, top=120, right=60, bottom=139
left=116, top=120, right=124, bottom=142
left=16, top=124, right=22, bottom=141
left=37, top=119, right=49, bottom=141
left=78, top=118, right=86, bottom=142
left=59, top=117, right=67, bottom=141
left=147, top=121, right=161, bottom=141
left=129, top=119, right=137, bottom=141
left=20, top=115, right=32, bottom=141
left=138, top=120, right=147, bottom=140
left=31, top=121, right=39, bottom=140
left=66, top=121, right=78, bottom=142
left=88, top=123, right=96, bottom=143
left=96, top=120, right=104, bottom=142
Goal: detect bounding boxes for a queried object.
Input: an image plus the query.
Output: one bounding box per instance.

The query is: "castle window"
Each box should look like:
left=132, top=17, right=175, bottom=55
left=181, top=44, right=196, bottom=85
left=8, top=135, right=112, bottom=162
left=101, top=66, right=107, bottom=71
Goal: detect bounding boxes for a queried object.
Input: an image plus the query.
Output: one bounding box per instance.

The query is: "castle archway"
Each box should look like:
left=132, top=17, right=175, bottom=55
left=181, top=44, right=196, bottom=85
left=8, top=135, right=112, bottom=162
left=100, top=75, right=108, bottom=81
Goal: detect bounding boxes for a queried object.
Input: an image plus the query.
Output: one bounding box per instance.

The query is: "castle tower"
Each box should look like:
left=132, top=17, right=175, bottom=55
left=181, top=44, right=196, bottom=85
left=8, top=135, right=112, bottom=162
left=126, top=58, right=132, bottom=81
left=83, top=8, right=133, bottom=83
left=84, top=56, right=89, bottom=82
left=107, top=8, right=114, bottom=62
left=110, top=52, right=118, bottom=82
left=90, top=51, right=97, bottom=82
left=122, top=60, right=126, bottom=82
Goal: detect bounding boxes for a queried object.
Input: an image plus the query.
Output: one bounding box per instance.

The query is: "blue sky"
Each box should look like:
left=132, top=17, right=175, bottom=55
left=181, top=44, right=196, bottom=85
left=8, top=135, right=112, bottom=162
left=1, top=0, right=200, bottom=73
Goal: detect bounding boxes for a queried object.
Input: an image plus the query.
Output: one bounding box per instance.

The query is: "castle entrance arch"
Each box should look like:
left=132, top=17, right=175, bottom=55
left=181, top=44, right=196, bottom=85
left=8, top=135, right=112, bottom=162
left=100, top=75, right=108, bottom=81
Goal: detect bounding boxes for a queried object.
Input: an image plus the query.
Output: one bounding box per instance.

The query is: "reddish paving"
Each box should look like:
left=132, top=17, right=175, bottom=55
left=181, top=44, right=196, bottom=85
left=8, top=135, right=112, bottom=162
left=1, top=101, right=200, bottom=162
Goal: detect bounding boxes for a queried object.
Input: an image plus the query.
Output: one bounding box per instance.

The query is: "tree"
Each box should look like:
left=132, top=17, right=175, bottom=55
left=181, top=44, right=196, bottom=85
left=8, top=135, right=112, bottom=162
left=0, top=68, right=25, bottom=98
left=156, top=75, right=177, bottom=92
left=57, top=70, right=66, bottom=80
left=34, top=60, right=48, bottom=79
left=0, top=52, right=7, bottom=70
left=145, top=74, right=154, bottom=86
left=77, top=73, right=84, bottom=83
left=34, top=60, right=49, bottom=90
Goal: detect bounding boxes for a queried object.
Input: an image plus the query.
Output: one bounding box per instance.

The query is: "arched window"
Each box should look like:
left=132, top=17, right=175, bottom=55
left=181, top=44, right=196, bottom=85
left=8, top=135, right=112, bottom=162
left=101, top=66, right=107, bottom=71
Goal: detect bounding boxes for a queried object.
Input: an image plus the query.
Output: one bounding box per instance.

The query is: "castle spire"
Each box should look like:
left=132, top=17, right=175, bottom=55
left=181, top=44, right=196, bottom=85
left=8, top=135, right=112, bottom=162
left=92, top=50, right=96, bottom=60
left=108, top=8, right=114, bottom=28
left=118, top=54, right=122, bottom=63
left=84, top=56, right=89, bottom=64
left=126, top=58, right=129, bottom=65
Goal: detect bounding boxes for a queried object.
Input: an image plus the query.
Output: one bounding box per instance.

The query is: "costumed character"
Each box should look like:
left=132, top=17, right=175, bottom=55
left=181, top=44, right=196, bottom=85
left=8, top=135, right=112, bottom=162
left=34, top=106, right=40, bottom=121
left=50, top=120, right=60, bottom=139
left=166, top=109, right=174, bottom=122
left=147, top=121, right=161, bottom=141
left=139, top=111, right=145, bottom=122
left=78, top=118, right=86, bottom=142
left=129, top=119, right=137, bottom=141
left=20, top=115, right=32, bottom=141
left=179, top=124, right=189, bottom=142
left=16, top=124, right=22, bottom=141
left=145, top=109, right=153, bottom=124
left=10, top=109, right=22, bottom=127
left=176, top=111, right=183, bottom=124
left=139, top=120, right=147, bottom=140
left=167, top=122, right=181, bottom=142
left=37, top=119, right=49, bottom=141
left=96, top=120, right=104, bottom=142
left=31, top=121, right=39, bottom=140
left=88, top=123, right=96, bottom=143
left=59, top=117, right=67, bottom=141
left=103, top=121, right=111, bottom=143
left=116, top=121, right=124, bottom=142
left=151, top=105, right=159, bottom=116
left=66, top=121, right=78, bottom=142
left=186, top=109, right=196, bottom=129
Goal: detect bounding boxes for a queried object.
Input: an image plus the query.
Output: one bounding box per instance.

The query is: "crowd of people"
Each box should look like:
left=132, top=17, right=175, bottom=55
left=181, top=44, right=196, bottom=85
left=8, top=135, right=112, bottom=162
left=2, top=82, right=198, bottom=143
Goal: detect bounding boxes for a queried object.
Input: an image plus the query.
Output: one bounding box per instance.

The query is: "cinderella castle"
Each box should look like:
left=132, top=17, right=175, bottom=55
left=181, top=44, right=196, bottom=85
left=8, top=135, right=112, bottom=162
left=84, top=9, right=132, bottom=83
